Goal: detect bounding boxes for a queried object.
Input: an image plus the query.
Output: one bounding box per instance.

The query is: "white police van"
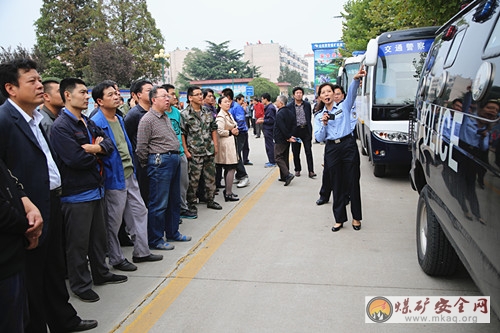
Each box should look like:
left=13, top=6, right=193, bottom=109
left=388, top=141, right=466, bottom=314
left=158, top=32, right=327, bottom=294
left=410, top=0, right=500, bottom=317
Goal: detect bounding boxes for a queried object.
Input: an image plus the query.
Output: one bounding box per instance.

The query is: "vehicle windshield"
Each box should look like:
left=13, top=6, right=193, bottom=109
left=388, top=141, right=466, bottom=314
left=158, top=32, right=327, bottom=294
left=344, top=63, right=360, bottom=84
left=374, top=39, right=433, bottom=105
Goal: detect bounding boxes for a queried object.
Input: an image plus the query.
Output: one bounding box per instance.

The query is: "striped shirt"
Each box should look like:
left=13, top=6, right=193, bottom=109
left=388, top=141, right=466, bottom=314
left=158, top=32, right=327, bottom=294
left=136, top=109, right=180, bottom=166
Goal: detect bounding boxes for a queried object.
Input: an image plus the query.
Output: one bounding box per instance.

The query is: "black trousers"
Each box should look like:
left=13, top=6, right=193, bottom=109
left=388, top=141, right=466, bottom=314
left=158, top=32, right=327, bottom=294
left=319, top=166, right=332, bottom=200
left=274, top=142, right=290, bottom=180
left=291, top=127, right=314, bottom=173
left=0, top=271, right=27, bottom=333
left=263, top=127, right=275, bottom=164
left=235, top=132, right=248, bottom=179
left=25, top=192, right=80, bottom=333
left=324, top=136, right=362, bottom=223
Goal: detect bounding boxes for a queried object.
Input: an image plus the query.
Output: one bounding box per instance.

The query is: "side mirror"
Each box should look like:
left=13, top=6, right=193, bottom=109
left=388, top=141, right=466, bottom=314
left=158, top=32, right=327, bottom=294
left=365, top=38, right=378, bottom=67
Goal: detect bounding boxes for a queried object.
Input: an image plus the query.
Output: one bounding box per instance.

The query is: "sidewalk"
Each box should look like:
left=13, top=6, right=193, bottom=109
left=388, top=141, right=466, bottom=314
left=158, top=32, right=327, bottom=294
left=70, top=134, right=499, bottom=332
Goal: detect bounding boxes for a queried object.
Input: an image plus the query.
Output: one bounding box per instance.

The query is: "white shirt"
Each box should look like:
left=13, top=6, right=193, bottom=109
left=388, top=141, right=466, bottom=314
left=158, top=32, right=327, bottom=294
left=8, top=99, right=62, bottom=189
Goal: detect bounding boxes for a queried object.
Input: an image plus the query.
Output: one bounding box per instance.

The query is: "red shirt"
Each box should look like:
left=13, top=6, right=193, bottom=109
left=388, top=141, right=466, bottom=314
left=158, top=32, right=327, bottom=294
left=254, top=102, right=264, bottom=119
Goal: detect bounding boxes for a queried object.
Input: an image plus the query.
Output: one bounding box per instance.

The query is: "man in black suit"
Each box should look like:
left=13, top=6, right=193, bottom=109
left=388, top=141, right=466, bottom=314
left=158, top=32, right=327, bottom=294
left=0, top=158, right=43, bottom=332
left=273, top=95, right=296, bottom=186
left=0, top=58, right=97, bottom=332
left=288, top=87, right=316, bottom=178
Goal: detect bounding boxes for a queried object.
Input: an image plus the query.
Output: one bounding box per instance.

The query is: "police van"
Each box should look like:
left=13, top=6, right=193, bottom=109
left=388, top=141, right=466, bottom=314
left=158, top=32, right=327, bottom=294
left=410, top=0, right=500, bottom=317
left=357, top=27, right=437, bottom=177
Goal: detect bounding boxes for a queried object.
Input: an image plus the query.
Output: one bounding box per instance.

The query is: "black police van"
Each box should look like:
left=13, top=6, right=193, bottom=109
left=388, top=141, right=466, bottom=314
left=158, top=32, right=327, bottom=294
left=410, top=0, right=500, bottom=317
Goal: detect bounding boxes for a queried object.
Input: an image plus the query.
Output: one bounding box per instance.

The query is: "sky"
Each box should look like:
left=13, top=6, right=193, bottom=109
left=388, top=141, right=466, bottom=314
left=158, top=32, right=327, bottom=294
left=0, top=0, right=347, bottom=56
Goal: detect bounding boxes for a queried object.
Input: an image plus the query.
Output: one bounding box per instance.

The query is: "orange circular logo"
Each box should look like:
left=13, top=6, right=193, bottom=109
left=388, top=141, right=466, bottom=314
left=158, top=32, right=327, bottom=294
left=366, top=297, right=393, bottom=323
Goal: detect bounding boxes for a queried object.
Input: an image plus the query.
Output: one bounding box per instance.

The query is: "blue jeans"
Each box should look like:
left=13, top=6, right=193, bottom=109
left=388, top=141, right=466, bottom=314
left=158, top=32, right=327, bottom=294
left=147, top=153, right=181, bottom=246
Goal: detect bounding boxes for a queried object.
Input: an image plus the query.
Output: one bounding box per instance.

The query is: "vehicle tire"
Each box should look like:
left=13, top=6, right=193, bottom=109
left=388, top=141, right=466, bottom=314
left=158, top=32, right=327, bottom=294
left=373, top=164, right=386, bottom=177
left=416, top=185, right=459, bottom=276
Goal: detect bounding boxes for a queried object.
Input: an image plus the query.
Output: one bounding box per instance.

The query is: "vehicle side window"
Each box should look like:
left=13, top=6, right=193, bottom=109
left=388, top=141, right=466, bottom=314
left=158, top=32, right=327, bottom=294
left=444, top=29, right=466, bottom=68
left=483, top=13, right=500, bottom=58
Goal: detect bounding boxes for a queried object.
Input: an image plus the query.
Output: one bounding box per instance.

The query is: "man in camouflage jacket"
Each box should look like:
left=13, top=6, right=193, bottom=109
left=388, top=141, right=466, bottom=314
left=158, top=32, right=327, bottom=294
left=181, top=86, right=222, bottom=210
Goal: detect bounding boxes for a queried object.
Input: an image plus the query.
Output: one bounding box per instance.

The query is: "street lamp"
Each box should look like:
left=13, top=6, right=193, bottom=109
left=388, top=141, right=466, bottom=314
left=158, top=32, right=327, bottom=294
left=228, top=67, right=237, bottom=91
left=154, top=49, right=170, bottom=84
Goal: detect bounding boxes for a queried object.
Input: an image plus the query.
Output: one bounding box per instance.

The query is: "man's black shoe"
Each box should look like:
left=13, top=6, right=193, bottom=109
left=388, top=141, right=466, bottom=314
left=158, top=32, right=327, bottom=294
left=74, top=289, right=100, bottom=303
left=113, top=259, right=137, bottom=272
left=94, top=274, right=127, bottom=285
left=284, top=173, right=295, bottom=186
left=180, top=209, right=197, bottom=219
left=207, top=201, right=222, bottom=210
left=67, top=319, right=98, bottom=332
left=316, top=197, right=329, bottom=205
left=132, top=253, right=164, bottom=263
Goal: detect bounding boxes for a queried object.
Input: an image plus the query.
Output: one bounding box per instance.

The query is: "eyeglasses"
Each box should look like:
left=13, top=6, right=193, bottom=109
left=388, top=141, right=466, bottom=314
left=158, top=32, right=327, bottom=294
left=155, top=95, right=170, bottom=99
left=191, top=93, right=203, bottom=97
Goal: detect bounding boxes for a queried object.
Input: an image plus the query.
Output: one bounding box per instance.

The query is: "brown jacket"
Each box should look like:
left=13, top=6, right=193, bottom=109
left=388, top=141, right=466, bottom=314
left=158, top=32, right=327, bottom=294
left=215, top=110, right=238, bottom=165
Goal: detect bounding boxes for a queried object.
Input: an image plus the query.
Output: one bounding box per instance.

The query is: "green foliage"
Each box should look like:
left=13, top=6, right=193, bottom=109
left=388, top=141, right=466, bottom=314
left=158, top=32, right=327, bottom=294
left=35, top=0, right=108, bottom=80
left=104, top=0, right=164, bottom=81
left=35, top=0, right=163, bottom=84
left=341, top=0, right=464, bottom=54
left=277, top=66, right=304, bottom=95
left=180, top=41, right=259, bottom=82
left=249, top=78, right=280, bottom=102
left=88, top=41, right=135, bottom=86
left=0, top=46, right=44, bottom=72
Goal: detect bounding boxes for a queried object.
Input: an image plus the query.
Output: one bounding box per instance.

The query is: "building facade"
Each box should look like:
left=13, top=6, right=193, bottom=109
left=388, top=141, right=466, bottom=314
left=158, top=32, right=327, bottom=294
left=243, top=42, right=308, bottom=84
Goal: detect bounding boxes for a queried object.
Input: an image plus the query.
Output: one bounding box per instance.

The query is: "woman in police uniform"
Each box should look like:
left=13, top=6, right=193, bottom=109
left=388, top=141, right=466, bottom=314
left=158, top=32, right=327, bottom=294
left=314, top=67, right=366, bottom=232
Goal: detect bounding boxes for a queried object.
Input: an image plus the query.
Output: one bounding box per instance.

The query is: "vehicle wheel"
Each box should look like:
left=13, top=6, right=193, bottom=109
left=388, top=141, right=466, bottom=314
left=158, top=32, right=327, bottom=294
left=373, top=164, right=386, bottom=177
left=416, top=185, right=459, bottom=276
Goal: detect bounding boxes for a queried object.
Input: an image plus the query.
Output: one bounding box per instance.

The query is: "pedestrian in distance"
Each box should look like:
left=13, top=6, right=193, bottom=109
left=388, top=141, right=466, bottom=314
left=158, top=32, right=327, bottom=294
left=257, top=93, right=276, bottom=167
left=288, top=87, right=316, bottom=178
left=221, top=89, right=250, bottom=188
left=215, top=95, right=240, bottom=202
left=273, top=95, right=296, bottom=186
left=314, top=66, right=366, bottom=232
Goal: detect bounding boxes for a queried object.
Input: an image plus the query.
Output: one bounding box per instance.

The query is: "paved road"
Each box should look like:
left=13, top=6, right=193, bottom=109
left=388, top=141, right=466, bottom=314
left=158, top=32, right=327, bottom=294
left=70, top=135, right=499, bottom=332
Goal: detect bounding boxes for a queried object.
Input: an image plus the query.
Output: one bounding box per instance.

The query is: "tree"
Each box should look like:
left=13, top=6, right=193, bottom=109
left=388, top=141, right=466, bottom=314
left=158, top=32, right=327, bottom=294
left=35, top=0, right=108, bottom=80
left=104, top=0, right=164, bottom=81
left=277, top=66, right=304, bottom=95
left=341, top=0, right=464, bottom=54
left=180, top=41, right=259, bottom=84
left=248, top=78, right=280, bottom=103
left=0, top=46, right=44, bottom=72
left=88, top=41, right=135, bottom=86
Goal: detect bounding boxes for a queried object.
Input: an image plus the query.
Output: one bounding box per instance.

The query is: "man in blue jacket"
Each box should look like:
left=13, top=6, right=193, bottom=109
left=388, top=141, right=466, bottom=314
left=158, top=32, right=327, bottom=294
left=51, top=78, right=127, bottom=303
left=91, top=80, right=163, bottom=272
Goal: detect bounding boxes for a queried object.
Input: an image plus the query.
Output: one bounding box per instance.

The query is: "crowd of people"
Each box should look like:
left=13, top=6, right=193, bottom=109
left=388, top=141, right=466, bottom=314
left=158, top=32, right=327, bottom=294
left=0, top=56, right=364, bottom=332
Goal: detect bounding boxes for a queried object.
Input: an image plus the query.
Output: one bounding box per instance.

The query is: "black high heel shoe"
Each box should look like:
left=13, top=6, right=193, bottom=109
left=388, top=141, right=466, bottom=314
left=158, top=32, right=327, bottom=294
left=223, top=190, right=239, bottom=202
left=352, top=220, right=361, bottom=231
left=223, top=190, right=238, bottom=198
left=331, top=223, right=344, bottom=232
